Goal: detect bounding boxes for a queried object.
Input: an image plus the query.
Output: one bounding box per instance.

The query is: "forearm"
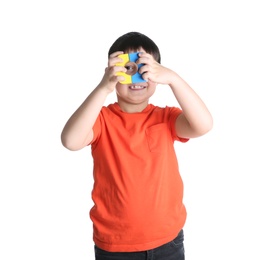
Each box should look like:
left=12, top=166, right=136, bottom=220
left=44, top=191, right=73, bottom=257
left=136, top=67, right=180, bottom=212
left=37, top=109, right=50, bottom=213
left=169, top=72, right=213, bottom=137
left=61, top=84, right=110, bottom=150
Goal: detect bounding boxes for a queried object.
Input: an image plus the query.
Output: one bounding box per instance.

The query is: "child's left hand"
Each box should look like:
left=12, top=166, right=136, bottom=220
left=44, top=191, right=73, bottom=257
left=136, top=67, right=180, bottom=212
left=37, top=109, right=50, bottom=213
left=137, top=52, right=175, bottom=85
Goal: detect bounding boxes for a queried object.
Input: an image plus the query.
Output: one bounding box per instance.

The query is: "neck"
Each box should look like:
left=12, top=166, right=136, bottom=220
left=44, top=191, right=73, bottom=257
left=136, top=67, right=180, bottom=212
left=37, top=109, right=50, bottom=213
left=117, top=101, right=149, bottom=113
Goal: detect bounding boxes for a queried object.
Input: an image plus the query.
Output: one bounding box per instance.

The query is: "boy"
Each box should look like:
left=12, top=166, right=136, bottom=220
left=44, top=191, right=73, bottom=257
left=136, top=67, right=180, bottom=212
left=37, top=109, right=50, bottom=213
left=61, top=32, right=213, bottom=260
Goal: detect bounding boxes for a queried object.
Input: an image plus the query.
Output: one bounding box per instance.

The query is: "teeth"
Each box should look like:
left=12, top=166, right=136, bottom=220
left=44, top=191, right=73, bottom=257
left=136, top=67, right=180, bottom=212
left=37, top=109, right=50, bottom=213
left=129, top=85, right=144, bottom=89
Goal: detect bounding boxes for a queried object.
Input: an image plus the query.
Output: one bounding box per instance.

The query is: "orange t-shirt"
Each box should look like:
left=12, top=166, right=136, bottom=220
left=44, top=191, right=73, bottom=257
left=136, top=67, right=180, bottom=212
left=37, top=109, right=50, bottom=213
left=89, top=103, right=189, bottom=252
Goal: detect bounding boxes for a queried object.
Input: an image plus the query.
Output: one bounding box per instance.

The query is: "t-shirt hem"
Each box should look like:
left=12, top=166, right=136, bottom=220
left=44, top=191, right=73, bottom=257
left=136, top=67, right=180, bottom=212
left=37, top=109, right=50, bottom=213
left=93, top=232, right=180, bottom=252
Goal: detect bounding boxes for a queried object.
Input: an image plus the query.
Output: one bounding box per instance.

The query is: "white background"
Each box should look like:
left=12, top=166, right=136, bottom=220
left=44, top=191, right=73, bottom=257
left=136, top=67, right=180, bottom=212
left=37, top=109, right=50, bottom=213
left=1, top=0, right=258, bottom=259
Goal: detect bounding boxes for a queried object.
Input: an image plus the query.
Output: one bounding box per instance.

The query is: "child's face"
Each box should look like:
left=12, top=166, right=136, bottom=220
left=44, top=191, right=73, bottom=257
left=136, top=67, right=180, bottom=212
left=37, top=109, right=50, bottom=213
left=115, top=48, right=157, bottom=110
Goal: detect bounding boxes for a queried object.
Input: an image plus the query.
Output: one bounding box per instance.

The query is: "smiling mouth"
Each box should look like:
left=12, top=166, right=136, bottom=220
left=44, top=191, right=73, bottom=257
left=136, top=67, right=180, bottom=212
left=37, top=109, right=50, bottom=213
left=129, top=85, right=146, bottom=90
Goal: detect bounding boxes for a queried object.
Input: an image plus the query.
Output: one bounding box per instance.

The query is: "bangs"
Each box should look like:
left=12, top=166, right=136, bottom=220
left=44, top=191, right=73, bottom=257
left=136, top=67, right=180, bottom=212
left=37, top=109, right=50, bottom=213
left=108, top=32, right=161, bottom=63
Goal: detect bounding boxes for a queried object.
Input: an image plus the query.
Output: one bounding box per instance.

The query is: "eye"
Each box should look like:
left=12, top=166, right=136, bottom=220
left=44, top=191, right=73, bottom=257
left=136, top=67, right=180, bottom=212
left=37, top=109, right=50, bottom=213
left=125, top=65, right=134, bottom=71
left=125, top=62, right=138, bottom=75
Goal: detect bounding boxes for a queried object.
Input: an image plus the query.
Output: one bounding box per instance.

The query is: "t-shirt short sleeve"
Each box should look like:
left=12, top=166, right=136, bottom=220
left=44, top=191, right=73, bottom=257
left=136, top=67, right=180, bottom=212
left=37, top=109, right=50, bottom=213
left=168, top=107, right=189, bottom=143
left=88, top=113, right=102, bottom=146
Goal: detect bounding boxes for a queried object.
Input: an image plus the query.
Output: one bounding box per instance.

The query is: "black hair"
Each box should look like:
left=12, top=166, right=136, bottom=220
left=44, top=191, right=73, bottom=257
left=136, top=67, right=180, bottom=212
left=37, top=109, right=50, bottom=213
left=108, top=32, right=161, bottom=63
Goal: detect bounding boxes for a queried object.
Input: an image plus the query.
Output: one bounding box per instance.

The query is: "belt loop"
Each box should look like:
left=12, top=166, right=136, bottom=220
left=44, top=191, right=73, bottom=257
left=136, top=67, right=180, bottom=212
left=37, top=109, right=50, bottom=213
left=146, top=249, right=154, bottom=260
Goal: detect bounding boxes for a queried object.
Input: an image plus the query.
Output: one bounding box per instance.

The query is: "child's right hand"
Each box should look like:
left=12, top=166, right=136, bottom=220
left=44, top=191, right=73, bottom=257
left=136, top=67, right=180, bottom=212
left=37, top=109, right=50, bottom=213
left=98, top=51, right=127, bottom=93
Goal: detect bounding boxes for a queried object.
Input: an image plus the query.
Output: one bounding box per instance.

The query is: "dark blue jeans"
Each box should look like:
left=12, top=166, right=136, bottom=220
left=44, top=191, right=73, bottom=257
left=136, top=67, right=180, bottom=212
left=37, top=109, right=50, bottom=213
left=94, top=229, right=185, bottom=260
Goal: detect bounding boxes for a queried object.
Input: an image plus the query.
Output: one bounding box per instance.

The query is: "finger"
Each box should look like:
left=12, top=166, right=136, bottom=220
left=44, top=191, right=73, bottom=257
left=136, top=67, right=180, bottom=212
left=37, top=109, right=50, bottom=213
left=137, top=52, right=153, bottom=61
left=141, top=72, right=149, bottom=81
left=109, top=51, right=124, bottom=58
left=113, top=65, right=127, bottom=74
left=116, top=75, right=125, bottom=82
left=138, top=64, right=150, bottom=75
left=109, top=56, right=127, bottom=67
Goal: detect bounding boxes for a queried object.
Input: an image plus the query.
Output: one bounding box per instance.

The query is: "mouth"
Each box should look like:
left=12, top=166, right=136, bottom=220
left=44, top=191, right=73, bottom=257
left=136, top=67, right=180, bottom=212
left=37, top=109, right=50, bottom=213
left=128, top=85, right=147, bottom=90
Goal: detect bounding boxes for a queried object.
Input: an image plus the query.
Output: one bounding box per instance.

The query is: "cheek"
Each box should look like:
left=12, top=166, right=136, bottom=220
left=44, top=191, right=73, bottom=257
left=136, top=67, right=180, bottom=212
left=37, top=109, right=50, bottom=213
left=148, top=83, right=157, bottom=92
left=116, top=83, right=124, bottom=90
left=115, top=83, right=127, bottom=94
